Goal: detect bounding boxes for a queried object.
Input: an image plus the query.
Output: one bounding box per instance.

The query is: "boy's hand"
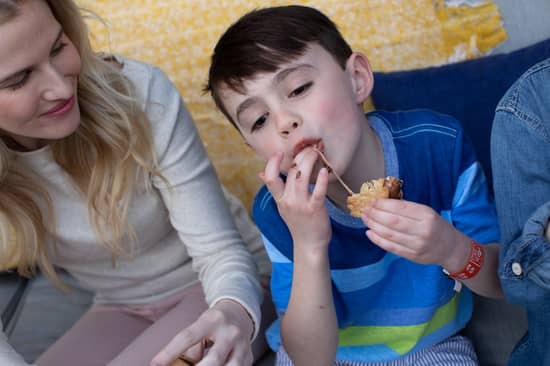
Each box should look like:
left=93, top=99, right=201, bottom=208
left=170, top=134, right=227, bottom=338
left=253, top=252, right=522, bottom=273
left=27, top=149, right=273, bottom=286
left=361, top=198, right=469, bottom=270
left=260, top=149, right=331, bottom=251
left=545, top=219, right=550, bottom=243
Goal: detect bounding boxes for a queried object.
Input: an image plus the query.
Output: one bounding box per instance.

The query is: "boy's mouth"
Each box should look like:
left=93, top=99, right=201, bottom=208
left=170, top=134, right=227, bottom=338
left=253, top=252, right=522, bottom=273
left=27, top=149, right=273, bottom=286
left=292, top=138, right=323, bottom=158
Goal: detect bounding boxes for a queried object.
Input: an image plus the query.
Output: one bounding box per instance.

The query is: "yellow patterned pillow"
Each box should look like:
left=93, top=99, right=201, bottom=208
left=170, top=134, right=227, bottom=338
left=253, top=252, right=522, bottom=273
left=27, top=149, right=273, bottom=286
left=77, top=0, right=506, bottom=210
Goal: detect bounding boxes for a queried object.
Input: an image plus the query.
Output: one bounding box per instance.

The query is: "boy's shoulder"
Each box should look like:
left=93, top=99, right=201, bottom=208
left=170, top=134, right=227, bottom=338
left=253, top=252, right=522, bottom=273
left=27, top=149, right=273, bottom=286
left=369, top=109, right=463, bottom=132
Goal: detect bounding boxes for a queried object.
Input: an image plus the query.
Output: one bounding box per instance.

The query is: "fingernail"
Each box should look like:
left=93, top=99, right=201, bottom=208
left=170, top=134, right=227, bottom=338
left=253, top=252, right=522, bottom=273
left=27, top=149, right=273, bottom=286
left=295, top=170, right=302, bottom=179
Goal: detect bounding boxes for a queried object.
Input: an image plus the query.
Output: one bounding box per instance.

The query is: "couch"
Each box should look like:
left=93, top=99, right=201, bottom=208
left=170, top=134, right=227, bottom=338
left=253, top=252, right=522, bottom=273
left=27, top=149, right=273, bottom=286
left=3, top=0, right=550, bottom=365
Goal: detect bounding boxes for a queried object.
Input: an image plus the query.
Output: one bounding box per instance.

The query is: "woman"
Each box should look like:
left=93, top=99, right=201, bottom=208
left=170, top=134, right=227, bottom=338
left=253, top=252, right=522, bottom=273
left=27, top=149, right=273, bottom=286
left=0, top=0, right=263, bottom=365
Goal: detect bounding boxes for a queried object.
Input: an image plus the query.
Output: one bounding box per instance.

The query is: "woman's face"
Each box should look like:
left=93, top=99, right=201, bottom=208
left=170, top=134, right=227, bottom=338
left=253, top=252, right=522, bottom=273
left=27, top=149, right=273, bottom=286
left=0, top=0, right=81, bottom=151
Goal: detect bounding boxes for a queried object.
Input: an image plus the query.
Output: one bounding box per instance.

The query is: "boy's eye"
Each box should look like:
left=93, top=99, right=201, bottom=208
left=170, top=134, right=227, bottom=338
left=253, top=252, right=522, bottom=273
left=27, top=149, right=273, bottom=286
left=289, top=82, right=312, bottom=98
left=251, top=113, right=268, bottom=132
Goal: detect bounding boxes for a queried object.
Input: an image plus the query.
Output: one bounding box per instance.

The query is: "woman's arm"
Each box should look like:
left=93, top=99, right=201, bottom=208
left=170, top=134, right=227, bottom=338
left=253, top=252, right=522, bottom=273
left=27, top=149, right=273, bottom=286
left=143, top=66, right=262, bottom=365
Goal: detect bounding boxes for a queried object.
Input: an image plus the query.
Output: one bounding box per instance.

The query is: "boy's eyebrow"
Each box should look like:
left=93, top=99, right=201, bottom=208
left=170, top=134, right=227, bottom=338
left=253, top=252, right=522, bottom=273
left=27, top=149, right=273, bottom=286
left=0, top=27, right=63, bottom=85
left=235, top=64, right=314, bottom=120
left=236, top=97, right=259, bottom=121
left=274, top=64, right=313, bottom=85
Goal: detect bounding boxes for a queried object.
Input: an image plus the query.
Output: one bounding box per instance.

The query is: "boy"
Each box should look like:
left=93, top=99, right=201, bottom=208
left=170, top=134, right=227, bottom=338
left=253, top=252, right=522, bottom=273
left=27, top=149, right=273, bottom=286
left=206, top=5, right=503, bottom=366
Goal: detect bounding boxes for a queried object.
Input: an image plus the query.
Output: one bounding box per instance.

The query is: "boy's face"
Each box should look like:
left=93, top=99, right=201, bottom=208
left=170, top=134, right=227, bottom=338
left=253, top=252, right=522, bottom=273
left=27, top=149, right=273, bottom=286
left=218, top=43, right=373, bottom=179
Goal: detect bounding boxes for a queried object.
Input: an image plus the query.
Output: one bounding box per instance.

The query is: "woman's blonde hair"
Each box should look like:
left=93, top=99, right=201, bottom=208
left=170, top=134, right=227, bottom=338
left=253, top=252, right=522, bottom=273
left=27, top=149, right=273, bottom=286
left=0, top=0, right=162, bottom=287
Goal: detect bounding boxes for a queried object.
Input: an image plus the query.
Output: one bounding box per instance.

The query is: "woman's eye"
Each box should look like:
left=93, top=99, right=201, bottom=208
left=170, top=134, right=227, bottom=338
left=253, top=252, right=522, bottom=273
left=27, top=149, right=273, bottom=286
left=2, top=70, right=31, bottom=91
left=51, top=42, right=67, bottom=56
left=289, top=82, right=312, bottom=97
left=251, top=113, right=268, bottom=132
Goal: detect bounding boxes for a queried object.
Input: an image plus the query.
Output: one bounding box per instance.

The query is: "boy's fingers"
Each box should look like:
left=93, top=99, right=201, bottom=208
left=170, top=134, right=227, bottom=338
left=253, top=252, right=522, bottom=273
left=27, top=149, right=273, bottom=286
left=311, top=168, right=329, bottom=203
left=263, top=152, right=284, bottom=181
left=364, top=204, right=416, bottom=234
left=370, top=198, right=423, bottom=221
left=261, top=152, right=286, bottom=202
left=288, top=148, right=319, bottom=188
left=366, top=229, right=415, bottom=258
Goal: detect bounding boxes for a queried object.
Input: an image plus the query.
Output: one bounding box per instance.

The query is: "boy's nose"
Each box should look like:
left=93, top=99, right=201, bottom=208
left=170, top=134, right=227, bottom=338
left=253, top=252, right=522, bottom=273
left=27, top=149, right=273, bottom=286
left=278, top=117, right=302, bottom=137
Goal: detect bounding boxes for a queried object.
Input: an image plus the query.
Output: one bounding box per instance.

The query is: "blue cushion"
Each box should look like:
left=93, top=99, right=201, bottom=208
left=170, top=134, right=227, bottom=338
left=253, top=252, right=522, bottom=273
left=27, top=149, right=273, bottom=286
left=371, top=38, right=550, bottom=190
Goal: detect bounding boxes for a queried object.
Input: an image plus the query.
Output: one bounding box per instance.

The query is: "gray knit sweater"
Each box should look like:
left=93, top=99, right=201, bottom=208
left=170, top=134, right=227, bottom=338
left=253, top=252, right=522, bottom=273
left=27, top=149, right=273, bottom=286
left=0, top=58, right=262, bottom=365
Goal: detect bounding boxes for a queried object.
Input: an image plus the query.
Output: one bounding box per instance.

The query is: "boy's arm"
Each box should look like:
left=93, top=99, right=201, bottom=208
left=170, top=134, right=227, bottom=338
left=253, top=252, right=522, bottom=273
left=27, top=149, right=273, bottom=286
left=280, top=242, right=338, bottom=366
left=260, top=150, right=338, bottom=365
left=439, top=232, right=502, bottom=298
left=363, top=198, right=504, bottom=298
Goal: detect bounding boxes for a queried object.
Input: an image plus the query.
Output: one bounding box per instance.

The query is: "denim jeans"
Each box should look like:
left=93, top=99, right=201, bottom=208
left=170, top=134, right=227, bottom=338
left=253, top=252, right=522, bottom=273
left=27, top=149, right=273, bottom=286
left=491, top=57, right=550, bottom=365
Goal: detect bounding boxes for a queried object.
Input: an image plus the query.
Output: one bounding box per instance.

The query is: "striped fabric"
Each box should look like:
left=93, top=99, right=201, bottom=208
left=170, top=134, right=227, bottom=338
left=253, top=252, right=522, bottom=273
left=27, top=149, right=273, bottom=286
left=253, top=110, right=499, bottom=363
left=275, top=334, right=478, bottom=366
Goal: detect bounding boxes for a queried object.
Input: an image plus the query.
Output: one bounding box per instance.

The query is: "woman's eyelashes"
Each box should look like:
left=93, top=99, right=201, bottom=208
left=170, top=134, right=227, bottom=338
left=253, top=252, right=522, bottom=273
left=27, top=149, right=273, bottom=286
left=2, top=42, right=67, bottom=92
left=51, top=42, right=67, bottom=56
left=2, top=70, right=32, bottom=91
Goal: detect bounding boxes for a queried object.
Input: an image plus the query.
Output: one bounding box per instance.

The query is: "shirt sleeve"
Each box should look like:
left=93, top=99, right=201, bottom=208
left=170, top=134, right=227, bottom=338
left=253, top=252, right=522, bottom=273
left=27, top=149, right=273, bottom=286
left=442, top=118, right=500, bottom=245
left=492, top=100, right=550, bottom=291
left=506, top=201, right=550, bottom=290
left=140, top=65, right=263, bottom=338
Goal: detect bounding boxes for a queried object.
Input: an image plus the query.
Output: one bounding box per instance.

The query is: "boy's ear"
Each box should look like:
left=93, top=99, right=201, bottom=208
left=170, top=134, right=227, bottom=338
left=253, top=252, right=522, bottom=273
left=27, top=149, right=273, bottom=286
left=346, top=52, right=374, bottom=104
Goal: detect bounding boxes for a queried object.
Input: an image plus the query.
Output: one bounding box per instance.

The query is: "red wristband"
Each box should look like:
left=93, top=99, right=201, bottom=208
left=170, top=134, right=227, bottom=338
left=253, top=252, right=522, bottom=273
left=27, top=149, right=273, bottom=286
left=443, top=241, right=485, bottom=280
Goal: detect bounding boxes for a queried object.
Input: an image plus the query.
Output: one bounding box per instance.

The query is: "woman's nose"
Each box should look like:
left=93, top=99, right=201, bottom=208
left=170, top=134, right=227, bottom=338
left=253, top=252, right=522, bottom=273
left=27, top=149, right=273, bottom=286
left=41, top=65, right=73, bottom=101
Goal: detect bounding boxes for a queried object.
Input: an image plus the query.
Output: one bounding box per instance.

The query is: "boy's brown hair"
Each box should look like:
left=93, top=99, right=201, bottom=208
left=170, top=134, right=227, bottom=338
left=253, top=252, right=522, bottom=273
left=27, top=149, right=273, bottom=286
left=205, top=5, right=353, bottom=127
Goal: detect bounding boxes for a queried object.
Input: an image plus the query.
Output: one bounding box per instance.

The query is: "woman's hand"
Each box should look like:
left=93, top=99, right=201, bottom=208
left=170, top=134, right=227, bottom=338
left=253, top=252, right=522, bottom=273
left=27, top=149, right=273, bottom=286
left=361, top=198, right=470, bottom=271
left=259, top=149, right=331, bottom=253
left=150, top=299, right=254, bottom=366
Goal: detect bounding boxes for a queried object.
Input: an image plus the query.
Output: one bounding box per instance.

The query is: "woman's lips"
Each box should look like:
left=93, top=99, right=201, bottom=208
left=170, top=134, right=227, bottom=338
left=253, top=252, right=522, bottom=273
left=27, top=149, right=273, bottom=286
left=292, top=138, right=323, bottom=158
left=42, top=95, right=75, bottom=117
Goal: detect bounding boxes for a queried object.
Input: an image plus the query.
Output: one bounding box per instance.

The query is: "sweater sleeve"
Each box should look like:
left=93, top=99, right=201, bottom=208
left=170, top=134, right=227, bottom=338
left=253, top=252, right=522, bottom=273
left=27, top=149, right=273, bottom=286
left=139, top=65, right=263, bottom=338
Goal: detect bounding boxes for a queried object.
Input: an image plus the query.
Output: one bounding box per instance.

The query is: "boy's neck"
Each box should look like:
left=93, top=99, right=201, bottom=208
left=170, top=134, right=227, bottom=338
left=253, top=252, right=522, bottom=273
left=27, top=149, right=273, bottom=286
left=326, top=121, right=385, bottom=212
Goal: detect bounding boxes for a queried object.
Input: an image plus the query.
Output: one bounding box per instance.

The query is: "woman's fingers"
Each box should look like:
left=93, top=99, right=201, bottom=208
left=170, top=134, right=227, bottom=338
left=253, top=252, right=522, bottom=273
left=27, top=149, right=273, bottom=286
left=151, top=330, right=203, bottom=366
